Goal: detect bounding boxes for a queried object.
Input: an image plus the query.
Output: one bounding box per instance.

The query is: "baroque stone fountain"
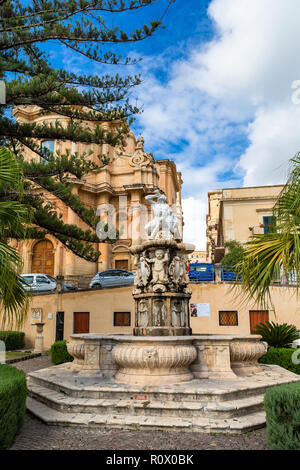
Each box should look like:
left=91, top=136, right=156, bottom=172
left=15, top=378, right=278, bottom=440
left=26, top=189, right=300, bottom=432
left=112, top=189, right=197, bottom=385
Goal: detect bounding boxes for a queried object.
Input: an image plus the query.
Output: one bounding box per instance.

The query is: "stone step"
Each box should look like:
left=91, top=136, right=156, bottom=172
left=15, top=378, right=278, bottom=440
left=27, top=382, right=265, bottom=419
left=26, top=396, right=266, bottom=433
left=28, top=371, right=273, bottom=403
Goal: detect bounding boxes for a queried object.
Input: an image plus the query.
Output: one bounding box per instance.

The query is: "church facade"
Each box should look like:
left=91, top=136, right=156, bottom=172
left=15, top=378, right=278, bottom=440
left=13, top=106, right=183, bottom=279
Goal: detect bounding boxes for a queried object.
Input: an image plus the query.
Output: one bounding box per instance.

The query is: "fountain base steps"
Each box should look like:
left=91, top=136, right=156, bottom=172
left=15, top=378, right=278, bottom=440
left=26, top=364, right=300, bottom=433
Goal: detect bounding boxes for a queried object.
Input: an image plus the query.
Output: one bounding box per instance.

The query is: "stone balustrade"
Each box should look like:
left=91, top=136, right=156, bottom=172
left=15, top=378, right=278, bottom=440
left=66, top=333, right=268, bottom=383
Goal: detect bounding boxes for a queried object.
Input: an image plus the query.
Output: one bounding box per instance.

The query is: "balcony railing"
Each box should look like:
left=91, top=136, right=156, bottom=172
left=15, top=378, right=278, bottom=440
left=250, top=226, right=265, bottom=236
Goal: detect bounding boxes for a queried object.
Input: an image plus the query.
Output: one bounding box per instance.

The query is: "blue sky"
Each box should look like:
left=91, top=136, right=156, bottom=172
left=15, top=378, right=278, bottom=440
left=41, top=0, right=300, bottom=247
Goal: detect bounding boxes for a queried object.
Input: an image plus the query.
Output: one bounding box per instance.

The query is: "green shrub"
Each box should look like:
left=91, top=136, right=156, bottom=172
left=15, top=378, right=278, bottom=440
left=259, top=347, right=300, bottom=375
left=0, top=331, right=25, bottom=351
left=221, top=240, right=245, bottom=269
left=0, top=364, right=27, bottom=449
left=254, top=321, right=300, bottom=348
left=264, top=382, right=300, bottom=450
left=50, top=340, right=73, bottom=365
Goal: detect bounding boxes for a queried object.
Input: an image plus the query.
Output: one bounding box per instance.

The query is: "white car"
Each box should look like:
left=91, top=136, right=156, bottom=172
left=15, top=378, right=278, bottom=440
left=20, top=274, right=76, bottom=292
left=89, top=269, right=135, bottom=289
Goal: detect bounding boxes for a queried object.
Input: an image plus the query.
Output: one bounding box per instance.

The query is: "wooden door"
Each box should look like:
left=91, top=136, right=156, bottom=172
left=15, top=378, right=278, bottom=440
left=73, top=312, right=90, bottom=334
left=32, top=240, right=54, bottom=275
left=249, top=310, right=269, bottom=333
left=115, top=259, right=129, bottom=270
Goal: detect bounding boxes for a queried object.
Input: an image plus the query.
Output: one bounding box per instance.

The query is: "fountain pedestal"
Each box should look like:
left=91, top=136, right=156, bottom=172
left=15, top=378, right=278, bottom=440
left=131, top=240, right=192, bottom=336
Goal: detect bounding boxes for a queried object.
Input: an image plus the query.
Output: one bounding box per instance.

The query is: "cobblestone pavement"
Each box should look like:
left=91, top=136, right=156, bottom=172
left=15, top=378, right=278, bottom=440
left=10, top=357, right=268, bottom=451
left=13, top=354, right=52, bottom=374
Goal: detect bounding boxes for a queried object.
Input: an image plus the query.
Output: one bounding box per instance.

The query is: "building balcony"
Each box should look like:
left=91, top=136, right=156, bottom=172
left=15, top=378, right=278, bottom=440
left=249, top=226, right=265, bottom=236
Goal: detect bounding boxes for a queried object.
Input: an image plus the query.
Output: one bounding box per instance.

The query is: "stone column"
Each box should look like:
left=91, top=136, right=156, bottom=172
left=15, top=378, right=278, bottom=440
left=214, top=263, right=222, bottom=282
left=97, top=193, right=112, bottom=270
left=34, top=322, right=45, bottom=353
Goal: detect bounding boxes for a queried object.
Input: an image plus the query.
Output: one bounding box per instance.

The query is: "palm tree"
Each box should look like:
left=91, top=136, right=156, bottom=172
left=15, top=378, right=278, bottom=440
left=0, top=147, right=31, bottom=328
left=236, top=153, right=300, bottom=307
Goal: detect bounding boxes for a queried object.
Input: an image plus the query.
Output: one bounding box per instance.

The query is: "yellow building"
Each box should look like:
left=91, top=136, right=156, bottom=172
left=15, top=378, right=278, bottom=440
left=13, top=106, right=183, bottom=279
left=188, top=250, right=207, bottom=263
left=19, top=282, right=300, bottom=349
left=206, top=185, right=284, bottom=262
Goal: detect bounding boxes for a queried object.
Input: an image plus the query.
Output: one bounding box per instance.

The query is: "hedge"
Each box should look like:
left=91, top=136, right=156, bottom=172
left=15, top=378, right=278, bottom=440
left=0, top=364, right=27, bottom=449
left=0, top=331, right=25, bottom=351
left=50, top=340, right=74, bottom=365
left=264, top=382, right=300, bottom=450
left=259, top=347, right=300, bottom=375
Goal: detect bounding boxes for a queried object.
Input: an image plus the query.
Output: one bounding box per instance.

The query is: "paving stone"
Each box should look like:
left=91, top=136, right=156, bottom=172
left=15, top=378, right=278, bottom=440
left=8, top=353, right=299, bottom=450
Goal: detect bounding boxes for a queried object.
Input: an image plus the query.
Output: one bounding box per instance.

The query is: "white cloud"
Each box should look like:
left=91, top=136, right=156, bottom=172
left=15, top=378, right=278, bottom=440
left=134, top=0, right=300, bottom=249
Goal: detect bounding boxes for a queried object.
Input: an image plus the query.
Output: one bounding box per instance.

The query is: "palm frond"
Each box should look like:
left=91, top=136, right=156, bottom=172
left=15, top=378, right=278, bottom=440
left=236, top=153, right=300, bottom=306
left=0, top=241, right=30, bottom=329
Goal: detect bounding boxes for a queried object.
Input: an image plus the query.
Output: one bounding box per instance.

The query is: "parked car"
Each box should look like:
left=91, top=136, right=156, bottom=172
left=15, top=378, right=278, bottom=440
left=89, top=269, right=136, bottom=289
left=20, top=274, right=77, bottom=292
left=189, top=263, right=216, bottom=282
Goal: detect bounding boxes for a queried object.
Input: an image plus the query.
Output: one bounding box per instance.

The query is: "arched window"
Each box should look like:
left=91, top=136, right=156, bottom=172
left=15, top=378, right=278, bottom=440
left=32, top=240, right=54, bottom=275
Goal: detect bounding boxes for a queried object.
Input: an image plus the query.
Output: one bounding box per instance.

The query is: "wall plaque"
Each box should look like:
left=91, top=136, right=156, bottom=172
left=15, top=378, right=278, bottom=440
left=31, top=308, right=43, bottom=324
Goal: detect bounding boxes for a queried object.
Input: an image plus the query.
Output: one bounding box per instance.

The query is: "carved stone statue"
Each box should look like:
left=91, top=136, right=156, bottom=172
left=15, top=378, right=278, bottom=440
left=134, top=254, right=151, bottom=288
left=169, top=253, right=190, bottom=288
left=153, top=299, right=166, bottom=326
left=171, top=300, right=183, bottom=327
left=181, top=254, right=190, bottom=285
left=138, top=299, right=149, bottom=328
left=145, top=189, right=180, bottom=240
left=169, top=255, right=182, bottom=286
left=147, top=249, right=169, bottom=284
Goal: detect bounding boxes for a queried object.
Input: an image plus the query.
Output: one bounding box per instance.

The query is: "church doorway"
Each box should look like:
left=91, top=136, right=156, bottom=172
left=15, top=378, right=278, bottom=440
left=32, top=240, right=54, bottom=276
left=115, top=259, right=129, bottom=270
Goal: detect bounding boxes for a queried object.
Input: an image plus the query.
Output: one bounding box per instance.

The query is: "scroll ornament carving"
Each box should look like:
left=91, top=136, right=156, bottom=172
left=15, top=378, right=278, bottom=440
left=129, top=136, right=155, bottom=168
left=67, top=341, right=85, bottom=362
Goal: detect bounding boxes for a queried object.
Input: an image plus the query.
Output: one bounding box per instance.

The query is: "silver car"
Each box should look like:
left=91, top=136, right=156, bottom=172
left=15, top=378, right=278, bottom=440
left=89, top=269, right=135, bottom=289
left=20, top=274, right=76, bottom=292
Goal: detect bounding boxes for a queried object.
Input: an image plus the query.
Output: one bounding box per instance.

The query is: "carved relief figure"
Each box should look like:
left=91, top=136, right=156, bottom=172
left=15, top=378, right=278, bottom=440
left=171, top=300, right=183, bottom=327
left=169, top=255, right=182, bottom=286
left=134, top=254, right=151, bottom=288
left=153, top=299, right=166, bottom=326
left=181, top=254, right=190, bottom=284
left=138, top=299, right=149, bottom=328
left=147, top=249, right=169, bottom=284
left=142, top=347, right=158, bottom=368
left=169, top=254, right=189, bottom=288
